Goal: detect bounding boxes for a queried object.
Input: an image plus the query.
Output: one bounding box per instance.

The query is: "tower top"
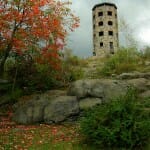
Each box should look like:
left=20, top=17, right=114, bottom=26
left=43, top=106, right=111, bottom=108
left=92, top=2, right=117, bottom=11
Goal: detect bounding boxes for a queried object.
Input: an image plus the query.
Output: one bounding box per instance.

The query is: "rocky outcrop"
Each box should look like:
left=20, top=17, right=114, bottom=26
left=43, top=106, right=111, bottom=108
left=13, top=91, right=79, bottom=124
left=68, top=79, right=128, bottom=101
left=117, top=72, right=150, bottom=80
left=79, top=97, right=102, bottom=110
left=44, top=96, right=79, bottom=123
left=13, top=96, right=49, bottom=124
left=126, top=78, right=149, bottom=92
left=13, top=73, right=150, bottom=124
left=140, top=90, right=150, bottom=98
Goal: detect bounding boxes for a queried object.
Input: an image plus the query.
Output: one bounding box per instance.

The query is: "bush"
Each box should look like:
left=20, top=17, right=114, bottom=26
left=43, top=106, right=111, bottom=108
left=0, top=82, right=12, bottom=95
left=80, top=88, right=150, bottom=149
left=9, top=88, right=23, bottom=102
left=141, top=46, right=150, bottom=60
left=63, top=66, right=84, bottom=82
left=115, top=63, right=137, bottom=74
left=65, top=55, right=81, bottom=66
left=61, top=54, right=84, bottom=85
left=26, top=63, right=59, bottom=92
left=6, top=54, right=60, bottom=94
left=100, top=47, right=139, bottom=76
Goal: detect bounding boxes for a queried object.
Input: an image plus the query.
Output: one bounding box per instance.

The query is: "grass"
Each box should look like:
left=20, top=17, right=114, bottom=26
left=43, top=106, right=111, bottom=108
left=0, top=96, right=149, bottom=150
left=82, top=47, right=150, bottom=79
left=0, top=120, right=80, bottom=150
left=0, top=111, right=95, bottom=150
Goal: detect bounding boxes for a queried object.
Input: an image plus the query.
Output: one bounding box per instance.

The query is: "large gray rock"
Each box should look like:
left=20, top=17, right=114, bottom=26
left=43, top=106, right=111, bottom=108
left=68, top=79, right=128, bottom=102
left=13, top=90, right=67, bottom=110
left=67, top=80, right=91, bottom=99
left=126, top=78, right=149, bottom=92
left=140, top=90, right=150, bottom=98
left=44, top=96, right=79, bottom=123
left=117, top=72, right=150, bottom=80
left=13, top=76, right=150, bottom=125
left=13, top=90, right=79, bottom=124
left=79, top=97, right=102, bottom=110
left=13, top=94, right=50, bottom=124
left=145, top=61, right=150, bottom=66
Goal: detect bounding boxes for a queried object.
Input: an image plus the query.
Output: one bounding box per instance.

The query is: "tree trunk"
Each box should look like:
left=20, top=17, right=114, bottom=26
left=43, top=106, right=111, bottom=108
left=0, top=44, right=12, bottom=76
left=0, top=23, right=18, bottom=76
left=12, top=62, right=18, bottom=93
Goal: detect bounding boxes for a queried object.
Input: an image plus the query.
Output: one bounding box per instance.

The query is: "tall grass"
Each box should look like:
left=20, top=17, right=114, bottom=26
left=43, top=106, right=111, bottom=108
left=99, top=47, right=149, bottom=76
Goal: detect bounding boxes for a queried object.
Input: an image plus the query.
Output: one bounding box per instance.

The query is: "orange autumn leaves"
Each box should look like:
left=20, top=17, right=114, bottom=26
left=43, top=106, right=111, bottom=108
left=0, top=0, right=79, bottom=70
left=0, top=111, right=80, bottom=149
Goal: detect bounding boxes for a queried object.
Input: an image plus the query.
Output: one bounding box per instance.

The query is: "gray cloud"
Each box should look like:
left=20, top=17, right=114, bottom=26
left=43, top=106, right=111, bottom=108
left=67, top=0, right=150, bottom=57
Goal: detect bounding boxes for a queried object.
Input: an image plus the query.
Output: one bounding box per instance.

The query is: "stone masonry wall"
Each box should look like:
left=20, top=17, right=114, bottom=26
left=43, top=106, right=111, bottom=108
left=92, top=3, right=119, bottom=57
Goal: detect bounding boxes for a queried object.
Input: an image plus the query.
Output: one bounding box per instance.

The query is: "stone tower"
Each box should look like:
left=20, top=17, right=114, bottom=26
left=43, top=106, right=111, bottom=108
left=92, top=2, right=119, bottom=57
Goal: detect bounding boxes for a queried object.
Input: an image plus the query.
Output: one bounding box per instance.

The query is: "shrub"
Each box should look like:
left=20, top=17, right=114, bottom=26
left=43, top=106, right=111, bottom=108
left=25, top=63, right=59, bottom=93
left=6, top=54, right=59, bottom=94
left=115, top=63, right=137, bottom=74
left=61, top=65, right=84, bottom=85
left=9, top=88, right=23, bottom=103
left=66, top=55, right=81, bottom=66
left=80, top=88, right=150, bottom=149
left=68, top=67, right=84, bottom=81
left=141, top=46, right=150, bottom=60
left=0, top=82, right=12, bottom=95
left=60, top=54, right=84, bottom=85
left=100, top=47, right=139, bottom=76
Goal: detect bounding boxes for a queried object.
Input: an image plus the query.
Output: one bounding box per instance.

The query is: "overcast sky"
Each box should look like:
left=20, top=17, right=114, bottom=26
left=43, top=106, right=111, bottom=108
left=67, top=0, right=150, bottom=57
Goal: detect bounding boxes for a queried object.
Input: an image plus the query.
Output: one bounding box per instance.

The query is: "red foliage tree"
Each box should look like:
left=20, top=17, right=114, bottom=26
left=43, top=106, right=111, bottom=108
left=0, top=0, right=79, bottom=75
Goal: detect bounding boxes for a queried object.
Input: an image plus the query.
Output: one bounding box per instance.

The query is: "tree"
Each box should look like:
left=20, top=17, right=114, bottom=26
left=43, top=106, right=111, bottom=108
left=119, top=17, right=137, bottom=48
left=0, top=0, right=79, bottom=76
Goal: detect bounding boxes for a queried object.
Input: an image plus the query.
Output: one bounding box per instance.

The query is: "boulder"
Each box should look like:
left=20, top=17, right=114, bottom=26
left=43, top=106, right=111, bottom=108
left=67, top=79, right=92, bottom=99
left=44, top=96, right=79, bottom=123
left=13, top=95, right=50, bottom=124
left=44, top=90, right=67, bottom=97
left=79, top=97, right=102, bottom=110
left=126, top=78, right=149, bottom=92
left=13, top=90, right=67, bottom=110
left=145, top=61, right=150, bottom=66
left=13, top=76, right=150, bottom=125
left=140, top=90, right=150, bottom=98
left=13, top=90, right=79, bottom=124
left=117, top=72, right=150, bottom=80
left=68, top=79, right=128, bottom=102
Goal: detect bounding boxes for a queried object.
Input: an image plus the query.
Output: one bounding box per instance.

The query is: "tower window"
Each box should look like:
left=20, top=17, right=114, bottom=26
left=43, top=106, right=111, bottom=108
left=100, top=42, right=103, bottom=47
left=110, top=42, right=114, bottom=54
left=93, top=24, right=95, bottom=29
left=116, top=33, right=118, bottom=38
left=108, top=21, right=113, bottom=25
left=93, top=34, right=96, bottom=38
left=108, top=11, right=112, bottom=16
left=99, top=21, right=103, bottom=26
left=99, top=31, right=104, bottom=36
left=98, top=12, right=103, bottom=16
left=93, top=51, right=96, bottom=56
left=115, top=14, right=117, bottom=18
left=108, top=31, right=113, bottom=36
left=93, top=15, right=95, bottom=19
